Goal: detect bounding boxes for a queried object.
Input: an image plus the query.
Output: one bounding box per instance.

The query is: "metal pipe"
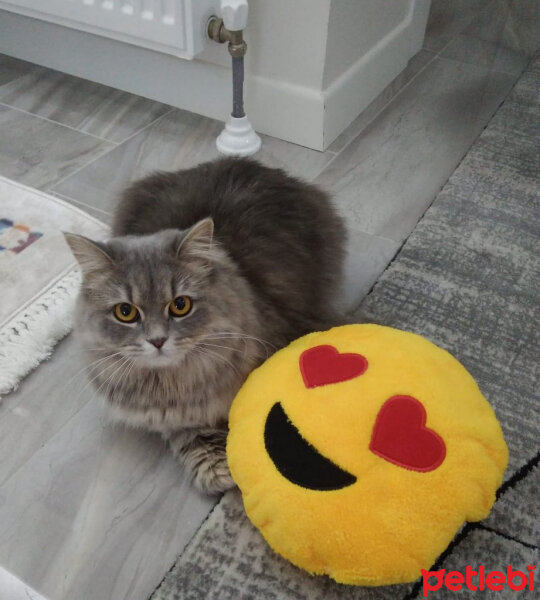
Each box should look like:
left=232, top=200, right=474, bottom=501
left=232, top=56, right=245, bottom=118
left=208, top=9, right=261, bottom=156
left=208, top=18, right=247, bottom=118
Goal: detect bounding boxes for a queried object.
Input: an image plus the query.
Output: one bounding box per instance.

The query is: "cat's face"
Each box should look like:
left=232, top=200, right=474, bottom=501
left=65, top=219, right=229, bottom=369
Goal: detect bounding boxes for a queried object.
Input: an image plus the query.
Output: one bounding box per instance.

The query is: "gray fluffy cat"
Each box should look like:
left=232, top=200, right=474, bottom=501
left=65, top=157, right=346, bottom=494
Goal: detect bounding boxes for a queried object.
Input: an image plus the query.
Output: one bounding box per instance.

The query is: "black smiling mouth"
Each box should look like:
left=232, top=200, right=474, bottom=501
left=264, top=402, right=357, bottom=491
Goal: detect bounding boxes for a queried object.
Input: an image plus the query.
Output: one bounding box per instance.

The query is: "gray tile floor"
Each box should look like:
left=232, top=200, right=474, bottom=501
left=0, top=1, right=538, bottom=599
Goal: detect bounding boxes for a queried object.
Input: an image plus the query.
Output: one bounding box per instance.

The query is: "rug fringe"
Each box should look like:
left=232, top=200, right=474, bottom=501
left=0, top=268, right=81, bottom=398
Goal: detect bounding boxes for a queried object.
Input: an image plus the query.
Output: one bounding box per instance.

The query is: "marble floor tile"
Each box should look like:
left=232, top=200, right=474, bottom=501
left=453, top=0, right=511, bottom=45
left=0, top=61, right=173, bottom=144
left=423, top=0, right=493, bottom=52
left=501, top=0, right=540, bottom=57
left=315, top=57, right=516, bottom=244
left=463, top=0, right=540, bottom=56
left=0, top=105, right=114, bottom=191
left=50, top=191, right=112, bottom=224
left=441, top=1, right=530, bottom=76
left=0, top=335, right=104, bottom=487
left=0, top=54, right=38, bottom=87
left=0, top=383, right=215, bottom=600
left=337, top=229, right=401, bottom=315
left=328, top=49, right=436, bottom=154
left=52, top=108, right=334, bottom=213
left=442, top=35, right=529, bottom=76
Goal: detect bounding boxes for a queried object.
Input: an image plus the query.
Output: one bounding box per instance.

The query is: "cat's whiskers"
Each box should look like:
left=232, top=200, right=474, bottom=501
left=80, top=346, right=122, bottom=352
left=82, top=351, right=124, bottom=373
left=198, top=331, right=274, bottom=358
left=203, top=330, right=275, bottom=349
left=86, top=357, right=135, bottom=412
left=196, top=341, right=243, bottom=354
left=191, top=346, right=242, bottom=378
left=72, top=354, right=126, bottom=404
left=63, top=351, right=124, bottom=392
left=96, top=356, right=132, bottom=399
left=124, top=356, right=137, bottom=384
left=110, top=356, right=134, bottom=400
left=201, top=339, right=261, bottom=361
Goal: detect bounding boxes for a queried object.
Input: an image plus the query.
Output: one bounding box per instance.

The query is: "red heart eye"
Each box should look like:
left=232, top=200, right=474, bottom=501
left=300, top=345, right=368, bottom=388
left=370, top=395, right=446, bottom=472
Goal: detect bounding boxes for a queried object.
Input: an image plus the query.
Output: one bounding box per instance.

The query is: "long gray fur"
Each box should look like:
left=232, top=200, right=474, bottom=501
left=65, top=158, right=346, bottom=494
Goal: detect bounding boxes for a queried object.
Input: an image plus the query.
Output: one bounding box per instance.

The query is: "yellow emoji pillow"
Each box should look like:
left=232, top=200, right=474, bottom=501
left=227, top=324, right=508, bottom=586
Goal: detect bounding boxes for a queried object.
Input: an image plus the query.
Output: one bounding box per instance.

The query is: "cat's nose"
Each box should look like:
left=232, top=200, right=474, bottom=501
left=148, top=337, right=168, bottom=349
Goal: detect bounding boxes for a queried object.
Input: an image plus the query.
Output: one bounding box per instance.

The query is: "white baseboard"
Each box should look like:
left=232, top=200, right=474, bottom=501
left=323, top=0, right=430, bottom=148
left=0, top=4, right=428, bottom=151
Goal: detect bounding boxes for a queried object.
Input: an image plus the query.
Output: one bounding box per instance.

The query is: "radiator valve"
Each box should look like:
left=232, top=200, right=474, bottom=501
left=208, top=0, right=261, bottom=156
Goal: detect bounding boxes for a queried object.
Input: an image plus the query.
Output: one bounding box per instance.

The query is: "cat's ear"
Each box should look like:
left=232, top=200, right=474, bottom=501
left=176, top=218, right=214, bottom=263
left=63, top=232, right=114, bottom=276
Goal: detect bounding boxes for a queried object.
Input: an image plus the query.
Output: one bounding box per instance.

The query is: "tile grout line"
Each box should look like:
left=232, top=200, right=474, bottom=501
left=424, top=1, right=496, bottom=59
left=334, top=32, right=528, bottom=319
left=149, top=494, right=223, bottom=600
left=44, top=143, right=116, bottom=195
left=0, top=101, right=117, bottom=144
left=426, top=4, right=530, bottom=78
left=0, top=98, right=176, bottom=147
left=347, top=227, right=398, bottom=246
left=323, top=27, right=525, bottom=179
left=47, top=107, right=177, bottom=195
left=114, top=106, right=176, bottom=146
left=316, top=40, right=482, bottom=310
left=347, top=69, right=520, bottom=320
left=316, top=50, right=439, bottom=177
left=51, top=190, right=112, bottom=218
left=434, top=52, right=529, bottom=78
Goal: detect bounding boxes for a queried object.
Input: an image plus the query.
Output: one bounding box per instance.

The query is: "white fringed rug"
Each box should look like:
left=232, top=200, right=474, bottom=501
left=0, top=177, right=107, bottom=398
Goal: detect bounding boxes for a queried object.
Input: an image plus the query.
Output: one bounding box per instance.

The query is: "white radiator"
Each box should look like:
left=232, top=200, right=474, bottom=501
left=0, top=0, right=220, bottom=58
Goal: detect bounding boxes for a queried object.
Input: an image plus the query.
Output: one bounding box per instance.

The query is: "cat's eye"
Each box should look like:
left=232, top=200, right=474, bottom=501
left=169, top=296, right=192, bottom=317
left=114, top=303, right=140, bottom=323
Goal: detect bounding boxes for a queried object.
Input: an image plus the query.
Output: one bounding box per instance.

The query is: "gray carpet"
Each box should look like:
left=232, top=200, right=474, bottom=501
left=151, top=56, right=540, bottom=600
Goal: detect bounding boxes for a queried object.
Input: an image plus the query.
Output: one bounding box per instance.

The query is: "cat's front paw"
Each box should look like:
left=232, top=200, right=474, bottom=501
left=167, top=428, right=237, bottom=495
left=191, top=453, right=236, bottom=495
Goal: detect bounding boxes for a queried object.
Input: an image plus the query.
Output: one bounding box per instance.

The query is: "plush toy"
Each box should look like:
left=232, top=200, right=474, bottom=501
left=227, top=324, right=508, bottom=586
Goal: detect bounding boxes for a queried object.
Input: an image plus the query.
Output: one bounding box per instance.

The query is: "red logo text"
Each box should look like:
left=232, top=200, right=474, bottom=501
left=421, top=564, right=535, bottom=596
